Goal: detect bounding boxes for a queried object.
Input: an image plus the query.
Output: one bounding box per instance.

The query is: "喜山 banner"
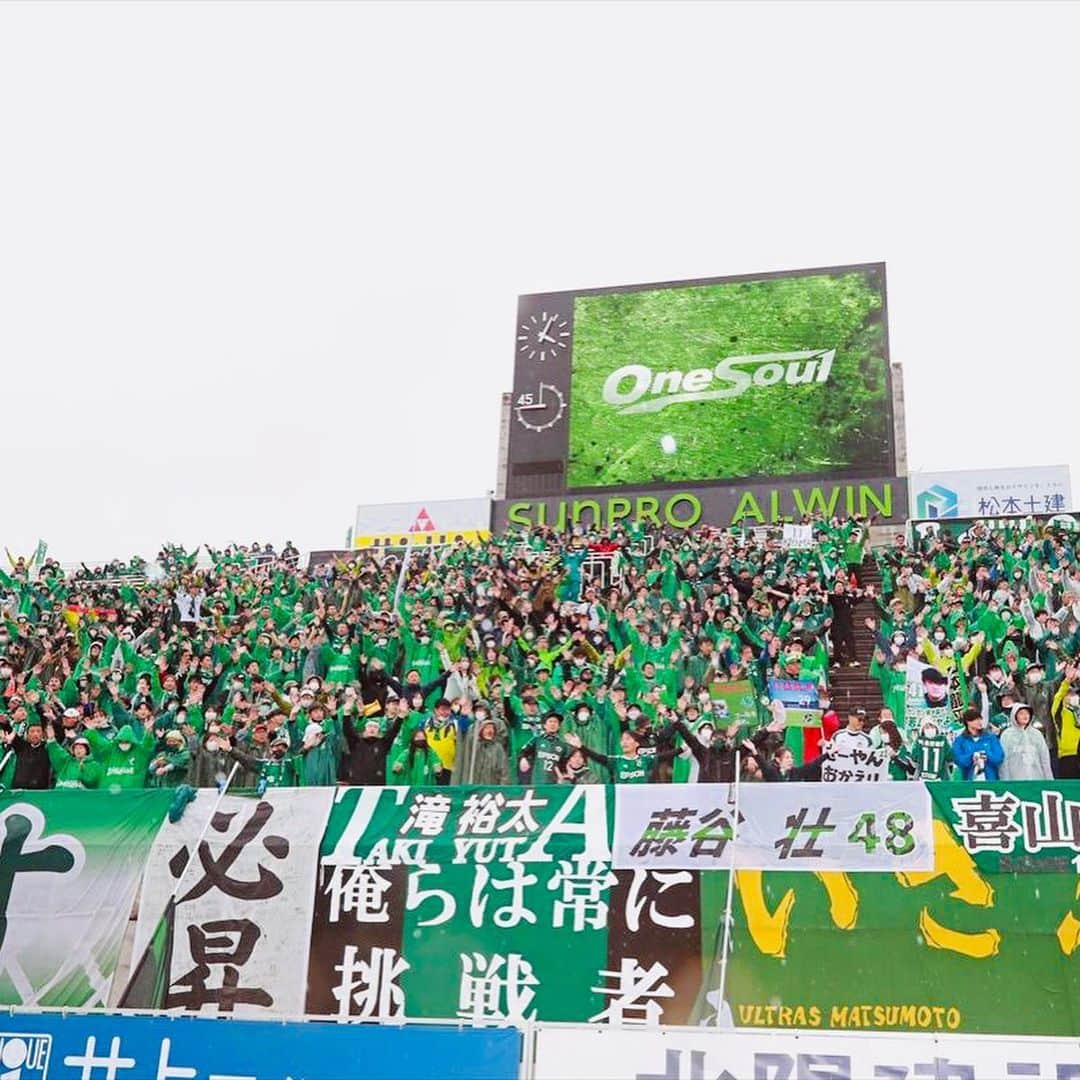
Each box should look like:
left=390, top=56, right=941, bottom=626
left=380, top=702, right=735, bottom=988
left=0, top=791, right=171, bottom=1009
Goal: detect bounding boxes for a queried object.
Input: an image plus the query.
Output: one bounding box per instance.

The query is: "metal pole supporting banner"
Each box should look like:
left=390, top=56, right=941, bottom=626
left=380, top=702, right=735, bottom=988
left=715, top=749, right=741, bottom=1026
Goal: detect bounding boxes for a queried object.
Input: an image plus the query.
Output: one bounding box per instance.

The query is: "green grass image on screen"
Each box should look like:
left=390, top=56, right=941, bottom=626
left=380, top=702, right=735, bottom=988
left=566, top=269, right=890, bottom=489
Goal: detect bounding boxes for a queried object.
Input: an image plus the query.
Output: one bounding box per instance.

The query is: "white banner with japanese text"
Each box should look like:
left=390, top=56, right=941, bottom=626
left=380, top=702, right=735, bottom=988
left=820, top=742, right=892, bottom=782
left=612, top=782, right=933, bottom=872
left=911, top=465, right=1072, bottom=519
left=128, top=789, right=335, bottom=1016
left=533, top=1025, right=1080, bottom=1080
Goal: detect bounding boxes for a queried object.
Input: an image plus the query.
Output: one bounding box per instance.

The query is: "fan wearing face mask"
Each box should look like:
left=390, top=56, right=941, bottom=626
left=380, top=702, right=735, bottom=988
left=1050, top=665, right=1080, bottom=779
left=999, top=703, right=1054, bottom=781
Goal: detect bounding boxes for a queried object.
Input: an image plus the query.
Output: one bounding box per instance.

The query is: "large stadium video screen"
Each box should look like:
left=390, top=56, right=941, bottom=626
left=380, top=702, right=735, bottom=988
left=565, top=266, right=892, bottom=489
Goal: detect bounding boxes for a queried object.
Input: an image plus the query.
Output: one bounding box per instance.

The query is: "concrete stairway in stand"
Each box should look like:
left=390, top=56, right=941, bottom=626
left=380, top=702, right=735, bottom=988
left=825, top=554, right=886, bottom=719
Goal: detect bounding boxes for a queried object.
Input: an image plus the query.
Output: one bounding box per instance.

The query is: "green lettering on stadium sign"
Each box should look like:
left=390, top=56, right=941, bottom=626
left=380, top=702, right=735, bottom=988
left=499, top=480, right=897, bottom=531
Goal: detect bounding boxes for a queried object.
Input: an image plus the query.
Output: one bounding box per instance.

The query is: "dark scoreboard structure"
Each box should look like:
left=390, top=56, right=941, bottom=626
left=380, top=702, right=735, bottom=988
left=500, top=262, right=904, bottom=519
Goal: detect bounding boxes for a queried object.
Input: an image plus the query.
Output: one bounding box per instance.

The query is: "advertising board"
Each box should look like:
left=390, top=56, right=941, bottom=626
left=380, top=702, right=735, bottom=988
left=506, top=264, right=895, bottom=498
left=532, top=1026, right=1080, bottom=1080
left=0, top=1011, right=521, bottom=1080
left=352, top=497, right=491, bottom=548
left=492, top=475, right=908, bottom=531
left=911, top=465, right=1072, bottom=519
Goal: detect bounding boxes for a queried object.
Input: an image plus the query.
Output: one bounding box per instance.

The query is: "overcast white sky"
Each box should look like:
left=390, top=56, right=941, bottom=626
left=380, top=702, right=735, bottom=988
left=2, top=1, right=1078, bottom=564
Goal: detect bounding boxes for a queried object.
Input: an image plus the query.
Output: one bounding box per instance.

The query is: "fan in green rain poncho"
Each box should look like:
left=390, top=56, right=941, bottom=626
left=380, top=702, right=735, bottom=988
left=390, top=728, right=444, bottom=784
left=146, top=730, right=192, bottom=787
left=399, top=620, right=443, bottom=683
left=298, top=712, right=343, bottom=786
left=45, top=733, right=103, bottom=789
left=559, top=700, right=617, bottom=758
left=319, top=628, right=361, bottom=685
left=557, top=548, right=588, bottom=603
left=84, top=723, right=155, bottom=789
left=361, top=612, right=402, bottom=672
left=624, top=659, right=678, bottom=709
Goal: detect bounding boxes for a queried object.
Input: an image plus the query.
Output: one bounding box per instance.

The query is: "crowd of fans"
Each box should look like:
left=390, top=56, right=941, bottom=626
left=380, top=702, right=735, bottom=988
left=0, top=515, right=1077, bottom=791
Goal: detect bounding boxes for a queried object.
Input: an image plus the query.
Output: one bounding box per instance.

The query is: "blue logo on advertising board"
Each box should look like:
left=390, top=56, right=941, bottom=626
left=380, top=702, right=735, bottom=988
left=915, top=484, right=959, bottom=519
left=0, top=1034, right=52, bottom=1080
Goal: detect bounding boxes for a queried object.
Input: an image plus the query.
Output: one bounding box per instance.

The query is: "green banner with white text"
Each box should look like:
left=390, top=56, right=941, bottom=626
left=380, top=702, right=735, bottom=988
left=0, top=790, right=171, bottom=1008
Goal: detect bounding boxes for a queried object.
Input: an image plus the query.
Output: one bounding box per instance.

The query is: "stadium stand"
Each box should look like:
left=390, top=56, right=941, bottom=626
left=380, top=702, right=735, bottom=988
left=1, top=516, right=1077, bottom=791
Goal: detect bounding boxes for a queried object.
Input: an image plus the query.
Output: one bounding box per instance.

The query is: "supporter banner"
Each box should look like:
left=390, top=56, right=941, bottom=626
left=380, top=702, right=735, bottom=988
left=533, top=1026, right=1080, bottom=1080
left=913, top=513, right=1080, bottom=550
left=675, top=681, right=759, bottom=783
left=0, top=1010, right=521, bottom=1080
left=911, top=464, right=1072, bottom=519
left=0, top=791, right=171, bottom=1009
left=493, top=475, right=909, bottom=531
left=307, top=785, right=636, bottom=1024
left=820, top=742, right=891, bottom=782
left=931, top=782, right=1080, bottom=876
left=707, top=679, right=758, bottom=730
left=612, top=783, right=933, bottom=872
left=720, top=785, right=1080, bottom=1037
left=354, top=497, right=491, bottom=549
left=767, top=679, right=819, bottom=708
left=127, top=789, right=334, bottom=1016
left=904, top=655, right=958, bottom=733
left=9, top=783, right=1080, bottom=1036
left=308, top=785, right=722, bottom=1026
left=782, top=522, right=814, bottom=548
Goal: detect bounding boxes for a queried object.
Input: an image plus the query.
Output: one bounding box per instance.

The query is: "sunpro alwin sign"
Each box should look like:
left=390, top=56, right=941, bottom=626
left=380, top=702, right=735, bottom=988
left=493, top=475, right=908, bottom=531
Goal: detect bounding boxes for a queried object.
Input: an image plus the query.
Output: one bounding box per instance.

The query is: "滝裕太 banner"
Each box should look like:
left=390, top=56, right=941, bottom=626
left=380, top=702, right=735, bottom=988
left=308, top=784, right=683, bottom=1025
left=0, top=790, right=172, bottom=1009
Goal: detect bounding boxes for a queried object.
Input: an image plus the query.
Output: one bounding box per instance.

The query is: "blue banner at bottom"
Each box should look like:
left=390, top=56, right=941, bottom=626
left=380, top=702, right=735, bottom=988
left=0, top=1012, right=521, bottom=1080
